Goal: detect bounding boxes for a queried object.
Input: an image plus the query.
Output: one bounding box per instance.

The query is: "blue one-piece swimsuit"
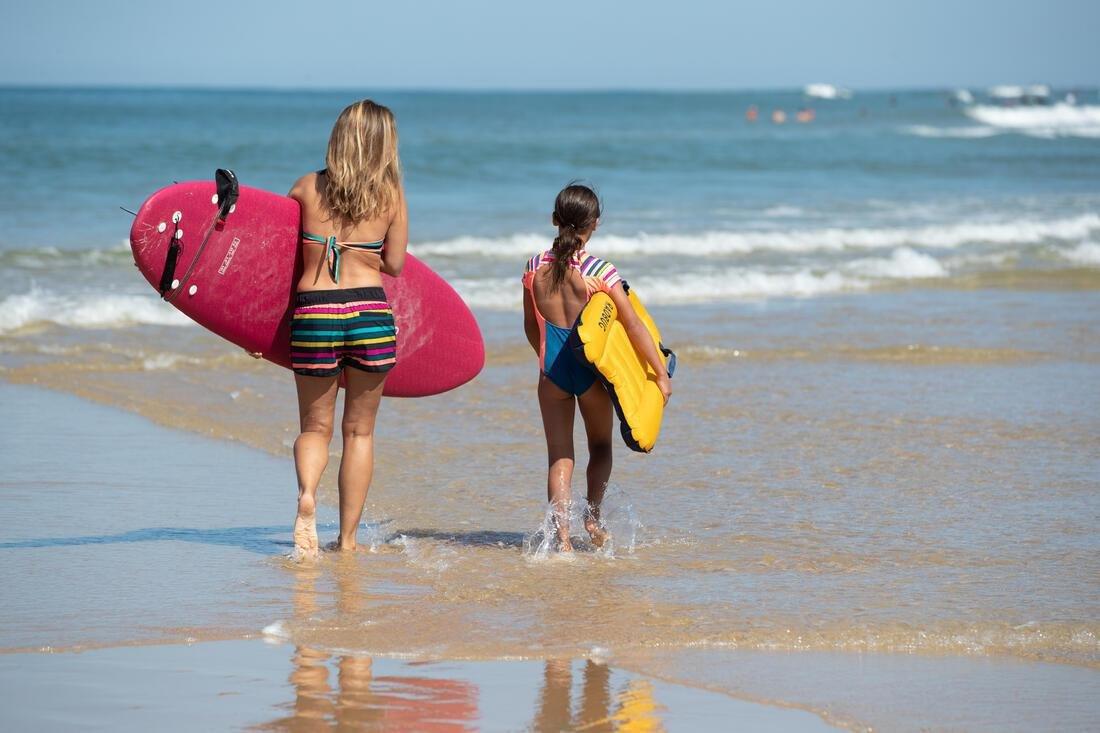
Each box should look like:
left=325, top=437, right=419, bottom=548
left=542, top=319, right=597, bottom=395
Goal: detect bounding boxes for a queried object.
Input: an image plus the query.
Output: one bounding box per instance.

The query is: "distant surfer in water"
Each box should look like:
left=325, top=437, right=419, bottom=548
left=285, top=100, right=408, bottom=555
left=522, top=184, right=671, bottom=551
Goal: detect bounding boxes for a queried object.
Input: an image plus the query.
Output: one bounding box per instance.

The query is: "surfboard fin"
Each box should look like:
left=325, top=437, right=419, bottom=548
left=215, top=169, right=239, bottom=221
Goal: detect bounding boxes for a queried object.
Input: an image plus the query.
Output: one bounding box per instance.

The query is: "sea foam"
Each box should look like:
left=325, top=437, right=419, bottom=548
left=452, top=250, right=950, bottom=309
left=1062, top=242, right=1100, bottom=265
left=413, top=214, right=1100, bottom=260
left=902, top=124, right=1001, bottom=139
left=963, top=104, right=1100, bottom=138
left=0, top=288, right=192, bottom=334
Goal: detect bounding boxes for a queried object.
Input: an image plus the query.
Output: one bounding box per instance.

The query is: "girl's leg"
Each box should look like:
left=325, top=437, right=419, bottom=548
left=577, top=383, right=614, bottom=547
left=294, top=373, right=340, bottom=553
left=538, top=374, right=576, bottom=551
left=334, top=367, right=386, bottom=550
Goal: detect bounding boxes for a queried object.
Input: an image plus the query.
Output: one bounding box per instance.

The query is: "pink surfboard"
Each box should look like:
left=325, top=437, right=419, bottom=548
left=129, top=174, right=484, bottom=397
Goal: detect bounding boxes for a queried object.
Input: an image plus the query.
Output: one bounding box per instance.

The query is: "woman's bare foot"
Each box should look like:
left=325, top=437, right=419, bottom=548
left=293, top=494, right=319, bottom=556
left=325, top=537, right=359, bottom=552
left=584, top=516, right=609, bottom=549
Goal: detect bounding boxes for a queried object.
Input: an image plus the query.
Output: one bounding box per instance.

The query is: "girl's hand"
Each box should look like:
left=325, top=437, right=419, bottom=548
left=244, top=348, right=262, bottom=359
left=657, top=373, right=672, bottom=404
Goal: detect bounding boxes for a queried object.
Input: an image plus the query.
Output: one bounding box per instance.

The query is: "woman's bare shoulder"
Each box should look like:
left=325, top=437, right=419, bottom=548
left=288, top=171, right=323, bottom=202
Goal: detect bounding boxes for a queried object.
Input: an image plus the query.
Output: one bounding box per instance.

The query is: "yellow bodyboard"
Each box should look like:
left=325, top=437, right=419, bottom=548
left=571, top=286, right=675, bottom=452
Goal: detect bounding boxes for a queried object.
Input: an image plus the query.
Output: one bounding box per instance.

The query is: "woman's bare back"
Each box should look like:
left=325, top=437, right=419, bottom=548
left=291, top=171, right=405, bottom=292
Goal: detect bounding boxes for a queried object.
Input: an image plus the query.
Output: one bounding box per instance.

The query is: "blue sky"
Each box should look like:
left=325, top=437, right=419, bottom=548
left=2, top=0, right=1097, bottom=90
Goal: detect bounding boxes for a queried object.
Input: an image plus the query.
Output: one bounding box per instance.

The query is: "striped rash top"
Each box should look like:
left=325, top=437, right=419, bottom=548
left=522, top=250, right=622, bottom=297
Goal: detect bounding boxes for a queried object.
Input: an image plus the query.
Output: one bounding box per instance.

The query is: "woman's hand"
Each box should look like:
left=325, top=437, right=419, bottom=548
left=656, top=372, right=672, bottom=404
left=244, top=348, right=262, bottom=359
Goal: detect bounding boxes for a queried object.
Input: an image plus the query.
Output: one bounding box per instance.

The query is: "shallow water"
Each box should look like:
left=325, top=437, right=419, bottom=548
left=3, top=285, right=1099, bottom=671
left=2, top=382, right=1098, bottom=730
left=0, top=641, right=840, bottom=732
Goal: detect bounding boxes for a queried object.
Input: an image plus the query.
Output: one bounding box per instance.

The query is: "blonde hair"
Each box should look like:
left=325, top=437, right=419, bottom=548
left=323, top=100, right=401, bottom=226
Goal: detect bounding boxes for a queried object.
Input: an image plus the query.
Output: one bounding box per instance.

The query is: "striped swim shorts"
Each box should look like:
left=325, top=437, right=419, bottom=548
left=290, top=286, right=397, bottom=377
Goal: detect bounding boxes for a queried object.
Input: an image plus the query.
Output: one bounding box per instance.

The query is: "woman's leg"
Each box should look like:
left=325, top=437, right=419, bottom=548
left=577, top=383, right=613, bottom=547
left=538, top=374, right=576, bottom=551
left=334, top=367, right=387, bottom=550
left=294, top=373, right=340, bottom=553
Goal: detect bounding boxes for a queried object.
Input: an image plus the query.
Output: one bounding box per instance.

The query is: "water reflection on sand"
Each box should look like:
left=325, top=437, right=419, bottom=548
left=262, top=562, right=666, bottom=732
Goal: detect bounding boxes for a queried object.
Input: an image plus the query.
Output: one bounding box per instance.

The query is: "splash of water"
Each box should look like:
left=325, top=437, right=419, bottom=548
left=522, top=486, right=642, bottom=560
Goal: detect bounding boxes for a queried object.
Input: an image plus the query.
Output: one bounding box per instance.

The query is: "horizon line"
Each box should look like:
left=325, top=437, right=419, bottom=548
left=2, top=81, right=1097, bottom=95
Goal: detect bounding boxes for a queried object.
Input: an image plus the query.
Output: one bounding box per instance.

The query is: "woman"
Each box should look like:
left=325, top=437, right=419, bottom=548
left=287, top=99, right=407, bottom=554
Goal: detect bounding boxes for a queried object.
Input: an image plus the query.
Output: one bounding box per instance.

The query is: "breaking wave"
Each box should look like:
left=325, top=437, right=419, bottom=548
left=453, top=247, right=953, bottom=308
left=413, top=214, right=1100, bottom=260
left=963, top=104, right=1100, bottom=138
left=0, top=288, right=192, bottom=334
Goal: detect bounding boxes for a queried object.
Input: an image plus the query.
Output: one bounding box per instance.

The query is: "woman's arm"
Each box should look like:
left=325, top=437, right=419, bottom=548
left=380, top=185, right=409, bottom=277
left=607, top=283, right=672, bottom=403
left=522, top=288, right=540, bottom=355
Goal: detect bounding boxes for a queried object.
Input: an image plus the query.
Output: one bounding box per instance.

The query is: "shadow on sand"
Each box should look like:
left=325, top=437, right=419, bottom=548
left=391, top=528, right=527, bottom=549
left=0, top=526, right=292, bottom=555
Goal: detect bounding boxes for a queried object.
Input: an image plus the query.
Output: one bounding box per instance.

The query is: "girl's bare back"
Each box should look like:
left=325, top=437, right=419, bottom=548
left=531, top=267, right=590, bottom=328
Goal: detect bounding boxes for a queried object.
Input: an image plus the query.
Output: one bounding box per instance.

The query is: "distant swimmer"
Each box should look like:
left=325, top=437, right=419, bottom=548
left=796, top=107, right=815, bottom=123
left=745, top=105, right=759, bottom=122
left=772, top=109, right=787, bottom=124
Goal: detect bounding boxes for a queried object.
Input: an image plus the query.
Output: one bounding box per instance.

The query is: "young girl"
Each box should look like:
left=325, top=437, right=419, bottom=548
left=522, top=184, right=671, bottom=552
left=287, top=100, right=408, bottom=554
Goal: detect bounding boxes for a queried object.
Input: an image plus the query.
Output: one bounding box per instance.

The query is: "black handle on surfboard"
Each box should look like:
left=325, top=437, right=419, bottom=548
left=661, top=345, right=677, bottom=377
left=157, top=211, right=184, bottom=297
left=215, top=169, right=239, bottom=221
left=158, top=240, right=180, bottom=296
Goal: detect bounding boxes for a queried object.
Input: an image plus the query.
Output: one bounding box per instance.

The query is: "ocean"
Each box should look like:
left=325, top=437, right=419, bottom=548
left=2, top=88, right=1099, bottom=321
left=1, top=87, right=1098, bottom=730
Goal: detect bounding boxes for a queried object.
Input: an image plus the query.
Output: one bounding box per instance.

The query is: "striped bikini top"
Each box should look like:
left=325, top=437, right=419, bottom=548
left=302, top=231, right=384, bottom=283
left=522, top=249, right=622, bottom=297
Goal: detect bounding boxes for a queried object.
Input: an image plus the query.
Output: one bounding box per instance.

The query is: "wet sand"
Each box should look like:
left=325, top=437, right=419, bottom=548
left=0, top=641, right=836, bottom=732
left=0, top=383, right=832, bottom=730
left=1, top=374, right=1098, bottom=730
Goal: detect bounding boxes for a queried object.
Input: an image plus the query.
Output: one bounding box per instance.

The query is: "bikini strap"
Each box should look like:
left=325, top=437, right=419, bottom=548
left=302, top=232, right=342, bottom=282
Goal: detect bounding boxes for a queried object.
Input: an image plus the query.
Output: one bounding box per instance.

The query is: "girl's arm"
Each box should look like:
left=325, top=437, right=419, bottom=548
left=607, top=283, right=672, bottom=403
left=522, top=289, right=540, bottom=355
left=380, top=185, right=409, bottom=277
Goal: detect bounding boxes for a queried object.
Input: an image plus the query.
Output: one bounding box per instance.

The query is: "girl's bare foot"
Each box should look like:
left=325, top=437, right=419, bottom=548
left=293, top=494, right=319, bottom=556
left=584, top=516, right=609, bottom=549
left=552, top=511, right=573, bottom=552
